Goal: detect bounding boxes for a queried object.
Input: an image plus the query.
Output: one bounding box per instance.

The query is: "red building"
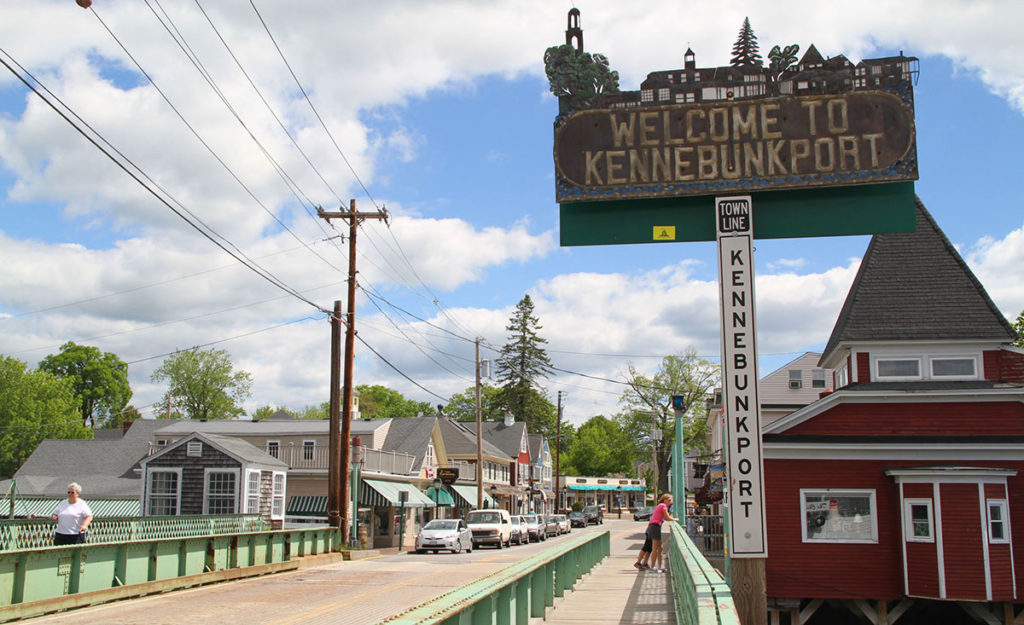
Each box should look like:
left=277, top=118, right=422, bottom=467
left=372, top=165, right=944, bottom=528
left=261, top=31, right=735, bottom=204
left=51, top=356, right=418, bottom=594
left=762, top=200, right=1024, bottom=624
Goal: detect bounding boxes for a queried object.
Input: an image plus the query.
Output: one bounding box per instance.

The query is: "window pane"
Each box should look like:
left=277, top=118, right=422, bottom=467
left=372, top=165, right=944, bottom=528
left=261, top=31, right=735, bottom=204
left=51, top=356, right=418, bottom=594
left=878, top=359, right=920, bottom=377
left=932, top=358, right=975, bottom=377
left=151, top=471, right=177, bottom=495
left=207, top=473, right=236, bottom=515
left=804, top=493, right=874, bottom=541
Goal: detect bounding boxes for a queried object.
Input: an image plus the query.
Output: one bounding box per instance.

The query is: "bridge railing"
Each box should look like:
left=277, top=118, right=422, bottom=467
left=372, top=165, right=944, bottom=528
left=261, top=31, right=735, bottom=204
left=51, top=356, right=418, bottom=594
left=666, top=520, right=740, bottom=625
left=379, top=529, right=609, bottom=625
left=0, top=515, right=266, bottom=550
left=0, top=525, right=340, bottom=622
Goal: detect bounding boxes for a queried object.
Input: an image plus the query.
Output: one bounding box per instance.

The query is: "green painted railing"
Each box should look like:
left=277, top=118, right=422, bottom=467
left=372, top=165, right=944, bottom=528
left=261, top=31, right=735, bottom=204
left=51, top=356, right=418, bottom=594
left=666, top=521, right=740, bottom=625
left=0, top=525, right=340, bottom=622
left=380, top=529, right=610, bottom=625
left=0, top=515, right=266, bottom=550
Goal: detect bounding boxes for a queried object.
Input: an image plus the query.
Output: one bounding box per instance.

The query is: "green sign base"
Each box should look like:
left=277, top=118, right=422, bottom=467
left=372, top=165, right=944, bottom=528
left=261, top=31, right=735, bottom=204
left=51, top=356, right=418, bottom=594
left=559, top=182, right=916, bottom=246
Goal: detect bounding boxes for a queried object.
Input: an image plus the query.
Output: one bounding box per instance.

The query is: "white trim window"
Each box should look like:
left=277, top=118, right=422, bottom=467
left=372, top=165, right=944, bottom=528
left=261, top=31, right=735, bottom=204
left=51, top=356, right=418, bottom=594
left=147, top=468, right=182, bottom=516
left=988, top=500, right=1010, bottom=544
left=245, top=469, right=261, bottom=514
left=801, top=489, right=878, bottom=543
left=930, top=357, right=977, bottom=379
left=266, top=440, right=280, bottom=459
left=203, top=468, right=239, bottom=515
left=903, top=499, right=934, bottom=543
left=271, top=472, right=286, bottom=520
left=876, top=358, right=922, bottom=380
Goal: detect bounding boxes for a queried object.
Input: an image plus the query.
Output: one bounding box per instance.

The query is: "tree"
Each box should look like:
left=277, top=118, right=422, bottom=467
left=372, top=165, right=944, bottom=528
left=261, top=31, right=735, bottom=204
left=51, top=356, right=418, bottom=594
left=544, top=44, right=619, bottom=109
left=0, top=356, right=91, bottom=477
left=38, top=342, right=131, bottom=428
left=106, top=404, right=142, bottom=430
left=444, top=384, right=505, bottom=422
left=767, top=43, right=800, bottom=94
left=1013, top=309, right=1024, bottom=347
left=151, top=348, right=252, bottom=420
left=496, top=295, right=558, bottom=437
left=616, top=348, right=719, bottom=492
left=730, top=17, right=763, bottom=67
left=357, top=384, right=433, bottom=419
left=563, top=415, right=632, bottom=477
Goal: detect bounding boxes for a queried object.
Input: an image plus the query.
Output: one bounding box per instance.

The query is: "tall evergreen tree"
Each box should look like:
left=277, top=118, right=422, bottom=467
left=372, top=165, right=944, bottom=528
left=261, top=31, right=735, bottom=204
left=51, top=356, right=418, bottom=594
left=496, top=295, right=557, bottom=437
left=730, top=17, right=763, bottom=67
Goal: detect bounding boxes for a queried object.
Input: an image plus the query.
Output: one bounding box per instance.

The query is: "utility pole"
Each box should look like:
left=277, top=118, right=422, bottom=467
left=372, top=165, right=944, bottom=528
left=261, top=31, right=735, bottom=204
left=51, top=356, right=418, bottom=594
left=327, top=300, right=342, bottom=529
left=555, top=391, right=562, bottom=513
left=318, top=199, right=388, bottom=542
left=475, top=337, right=483, bottom=509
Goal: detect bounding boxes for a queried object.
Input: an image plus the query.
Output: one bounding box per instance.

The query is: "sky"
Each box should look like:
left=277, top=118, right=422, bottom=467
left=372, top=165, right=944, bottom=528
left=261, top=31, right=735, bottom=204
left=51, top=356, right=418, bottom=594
left=1, top=1, right=1022, bottom=426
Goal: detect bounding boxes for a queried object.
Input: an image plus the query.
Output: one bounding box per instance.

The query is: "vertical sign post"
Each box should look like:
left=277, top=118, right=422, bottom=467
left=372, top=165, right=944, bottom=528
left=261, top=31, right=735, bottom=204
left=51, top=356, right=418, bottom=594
left=716, top=195, right=767, bottom=624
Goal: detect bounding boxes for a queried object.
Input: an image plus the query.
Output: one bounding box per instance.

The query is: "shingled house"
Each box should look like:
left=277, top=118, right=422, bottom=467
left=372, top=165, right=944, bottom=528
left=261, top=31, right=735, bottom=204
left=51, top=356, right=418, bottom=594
left=761, top=200, right=1024, bottom=624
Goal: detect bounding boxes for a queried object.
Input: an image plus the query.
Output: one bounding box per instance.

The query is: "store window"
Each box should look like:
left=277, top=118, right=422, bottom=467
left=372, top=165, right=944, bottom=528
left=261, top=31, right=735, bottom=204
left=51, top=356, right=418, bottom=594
left=801, top=489, right=877, bottom=543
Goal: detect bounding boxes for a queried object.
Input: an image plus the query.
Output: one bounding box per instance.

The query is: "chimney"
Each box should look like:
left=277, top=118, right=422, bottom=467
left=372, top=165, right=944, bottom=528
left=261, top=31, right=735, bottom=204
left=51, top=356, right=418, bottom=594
left=504, top=412, right=515, bottom=427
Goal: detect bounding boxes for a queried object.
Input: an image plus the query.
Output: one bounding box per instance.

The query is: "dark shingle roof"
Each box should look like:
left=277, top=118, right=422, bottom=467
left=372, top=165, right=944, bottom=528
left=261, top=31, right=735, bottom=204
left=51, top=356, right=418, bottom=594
left=381, top=417, right=438, bottom=472
left=821, top=198, right=1016, bottom=365
left=438, top=418, right=508, bottom=459
left=481, top=421, right=527, bottom=457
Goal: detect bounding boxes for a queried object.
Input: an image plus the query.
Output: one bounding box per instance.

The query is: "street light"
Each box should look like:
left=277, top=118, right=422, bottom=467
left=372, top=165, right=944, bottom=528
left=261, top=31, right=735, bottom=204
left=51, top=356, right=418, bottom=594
left=490, top=484, right=499, bottom=511
left=433, top=476, right=442, bottom=519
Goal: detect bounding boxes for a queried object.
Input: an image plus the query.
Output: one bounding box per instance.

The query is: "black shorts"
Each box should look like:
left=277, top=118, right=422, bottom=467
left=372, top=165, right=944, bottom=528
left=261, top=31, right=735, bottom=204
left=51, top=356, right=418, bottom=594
left=645, top=522, right=662, bottom=542
left=54, top=532, right=85, bottom=546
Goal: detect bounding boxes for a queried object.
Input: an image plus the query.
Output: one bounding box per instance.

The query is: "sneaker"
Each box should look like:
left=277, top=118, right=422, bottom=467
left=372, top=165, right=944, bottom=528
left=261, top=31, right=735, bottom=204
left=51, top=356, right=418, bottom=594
left=633, top=562, right=642, bottom=570
left=640, top=564, right=651, bottom=570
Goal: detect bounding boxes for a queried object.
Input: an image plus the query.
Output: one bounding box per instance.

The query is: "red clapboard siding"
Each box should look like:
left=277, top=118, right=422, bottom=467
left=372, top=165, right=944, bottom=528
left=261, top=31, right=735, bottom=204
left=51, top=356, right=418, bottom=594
left=984, top=349, right=1024, bottom=384
left=984, top=483, right=1015, bottom=600
left=765, top=459, right=904, bottom=599
left=906, top=541, right=941, bottom=597
left=857, top=352, right=871, bottom=383
left=783, top=402, right=1024, bottom=437
left=940, top=483, right=987, bottom=600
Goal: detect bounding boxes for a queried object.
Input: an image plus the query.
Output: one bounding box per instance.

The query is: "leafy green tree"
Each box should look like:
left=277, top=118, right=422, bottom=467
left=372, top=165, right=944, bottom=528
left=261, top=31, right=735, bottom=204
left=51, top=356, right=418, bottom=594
left=106, top=404, right=142, bottom=430
left=564, top=415, right=632, bottom=477
left=444, top=384, right=505, bottom=422
left=151, top=348, right=252, bottom=420
left=357, top=384, right=433, bottom=419
left=251, top=405, right=282, bottom=421
left=0, top=356, right=91, bottom=477
left=38, top=342, right=131, bottom=428
left=298, top=402, right=329, bottom=420
left=616, top=348, right=719, bottom=492
left=496, top=295, right=558, bottom=437
left=1013, top=309, right=1024, bottom=347
left=730, top=17, right=763, bottom=67
left=767, top=43, right=800, bottom=94
left=544, top=44, right=619, bottom=109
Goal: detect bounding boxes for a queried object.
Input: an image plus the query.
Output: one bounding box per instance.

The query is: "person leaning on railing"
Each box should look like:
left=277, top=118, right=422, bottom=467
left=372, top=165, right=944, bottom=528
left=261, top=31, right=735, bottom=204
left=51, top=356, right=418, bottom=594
left=50, top=482, right=93, bottom=546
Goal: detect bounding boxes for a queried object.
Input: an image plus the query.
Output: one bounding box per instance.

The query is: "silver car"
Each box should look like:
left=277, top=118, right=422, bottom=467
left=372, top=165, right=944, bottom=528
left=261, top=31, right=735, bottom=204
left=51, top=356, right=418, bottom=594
left=551, top=514, right=570, bottom=534
left=415, top=519, right=473, bottom=554
left=521, top=513, right=546, bottom=541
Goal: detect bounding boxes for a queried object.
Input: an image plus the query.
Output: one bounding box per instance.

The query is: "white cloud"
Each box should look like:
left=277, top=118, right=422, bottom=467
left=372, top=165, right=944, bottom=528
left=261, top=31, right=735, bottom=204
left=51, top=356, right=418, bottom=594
left=967, top=224, right=1024, bottom=320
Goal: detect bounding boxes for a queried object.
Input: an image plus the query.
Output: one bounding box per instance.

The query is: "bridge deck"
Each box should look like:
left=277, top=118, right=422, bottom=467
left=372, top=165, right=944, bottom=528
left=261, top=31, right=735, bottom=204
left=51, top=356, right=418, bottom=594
left=23, top=519, right=674, bottom=625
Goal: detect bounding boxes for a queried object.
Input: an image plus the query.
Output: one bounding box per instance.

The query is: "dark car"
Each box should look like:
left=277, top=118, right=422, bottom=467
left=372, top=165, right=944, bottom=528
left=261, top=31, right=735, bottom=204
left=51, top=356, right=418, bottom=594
left=582, top=505, right=604, bottom=525
left=568, top=511, right=587, bottom=528
left=633, top=506, right=654, bottom=521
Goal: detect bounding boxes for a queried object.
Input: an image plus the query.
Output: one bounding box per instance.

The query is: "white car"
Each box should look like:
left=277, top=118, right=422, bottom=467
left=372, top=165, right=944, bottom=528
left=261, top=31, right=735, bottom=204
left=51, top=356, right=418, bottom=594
left=415, top=519, right=473, bottom=554
left=466, top=509, right=513, bottom=548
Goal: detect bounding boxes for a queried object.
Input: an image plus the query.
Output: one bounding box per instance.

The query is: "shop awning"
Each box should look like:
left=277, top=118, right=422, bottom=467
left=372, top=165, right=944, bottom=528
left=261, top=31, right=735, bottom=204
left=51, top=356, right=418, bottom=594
left=450, top=484, right=497, bottom=509
left=6, top=498, right=141, bottom=518
left=425, top=486, right=455, bottom=507
left=287, top=495, right=327, bottom=517
left=362, top=479, right=434, bottom=508
left=567, top=485, right=646, bottom=491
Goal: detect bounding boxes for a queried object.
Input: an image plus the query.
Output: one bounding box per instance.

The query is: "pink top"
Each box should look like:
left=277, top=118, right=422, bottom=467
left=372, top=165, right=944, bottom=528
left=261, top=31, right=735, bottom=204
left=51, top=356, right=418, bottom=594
left=650, top=502, right=669, bottom=525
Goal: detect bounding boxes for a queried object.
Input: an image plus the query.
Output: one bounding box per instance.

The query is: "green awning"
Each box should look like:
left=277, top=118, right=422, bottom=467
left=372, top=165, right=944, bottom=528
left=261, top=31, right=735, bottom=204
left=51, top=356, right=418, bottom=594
left=567, top=485, right=646, bottom=491
left=287, top=495, right=327, bottom=516
left=425, top=486, right=455, bottom=507
left=450, top=484, right=497, bottom=509
left=362, top=479, right=434, bottom=508
left=6, top=498, right=140, bottom=518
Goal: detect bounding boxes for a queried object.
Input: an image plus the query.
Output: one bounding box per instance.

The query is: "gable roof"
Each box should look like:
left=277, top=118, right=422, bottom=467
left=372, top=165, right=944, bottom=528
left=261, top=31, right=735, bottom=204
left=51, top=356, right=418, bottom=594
left=820, top=198, right=1016, bottom=366
left=528, top=434, right=546, bottom=461
left=381, top=416, right=439, bottom=472
left=143, top=432, right=286, bottom=468
left=481, top=420, right=528, bottom=458
left=438, top=418, right=508, bottom=459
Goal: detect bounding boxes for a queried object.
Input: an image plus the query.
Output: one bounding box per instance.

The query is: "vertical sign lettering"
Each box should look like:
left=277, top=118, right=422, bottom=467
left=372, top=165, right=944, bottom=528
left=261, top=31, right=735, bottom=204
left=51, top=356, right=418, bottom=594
left=716, top=195, right=767, bottom=558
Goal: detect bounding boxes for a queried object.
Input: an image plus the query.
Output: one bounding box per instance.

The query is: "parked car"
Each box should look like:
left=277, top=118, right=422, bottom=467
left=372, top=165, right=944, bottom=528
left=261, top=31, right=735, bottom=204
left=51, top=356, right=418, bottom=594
left=582, top=505, right=604, bottom=525
left=415, top=519, right=473, bottom=554
left=521, top=513, right=546, bottom=541
left=551, top=514, right=570, bottom=534
left=543, top=515, right=562, bottom=537
left=466, top=509, right=513, bottom=548
left=509, top=515, right=528, bottom=545
left=633, top=506, right=654, bottom=522
left=568, top=511, right=587, bottom=528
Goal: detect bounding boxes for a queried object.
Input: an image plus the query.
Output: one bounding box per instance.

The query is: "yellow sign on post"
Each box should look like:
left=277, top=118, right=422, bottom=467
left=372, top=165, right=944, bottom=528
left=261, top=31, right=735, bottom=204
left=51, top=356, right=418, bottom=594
left=653, top=226, right=676, bottom=241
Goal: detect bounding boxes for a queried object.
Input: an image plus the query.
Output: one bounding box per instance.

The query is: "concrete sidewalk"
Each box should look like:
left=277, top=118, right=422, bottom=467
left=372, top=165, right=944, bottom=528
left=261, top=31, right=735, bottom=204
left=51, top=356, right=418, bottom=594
left=539, top=524, right=676, bottom=625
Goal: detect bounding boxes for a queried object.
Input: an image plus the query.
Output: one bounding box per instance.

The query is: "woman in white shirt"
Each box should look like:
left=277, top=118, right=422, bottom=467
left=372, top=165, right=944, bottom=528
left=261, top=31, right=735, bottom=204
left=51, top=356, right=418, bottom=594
left=51, top=482, right=93, bottom=545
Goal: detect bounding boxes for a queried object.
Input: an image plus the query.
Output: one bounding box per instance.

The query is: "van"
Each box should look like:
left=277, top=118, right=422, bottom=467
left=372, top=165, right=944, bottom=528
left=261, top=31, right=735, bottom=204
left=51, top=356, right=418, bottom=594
left=466, top=508, right=512, bottom=548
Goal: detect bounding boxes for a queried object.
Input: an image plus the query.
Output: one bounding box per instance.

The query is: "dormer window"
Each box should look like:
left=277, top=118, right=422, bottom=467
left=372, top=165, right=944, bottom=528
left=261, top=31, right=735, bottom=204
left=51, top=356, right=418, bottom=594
left=876, top=358, right=921, bottom=380
left=931, top=357, right=976, bottom=378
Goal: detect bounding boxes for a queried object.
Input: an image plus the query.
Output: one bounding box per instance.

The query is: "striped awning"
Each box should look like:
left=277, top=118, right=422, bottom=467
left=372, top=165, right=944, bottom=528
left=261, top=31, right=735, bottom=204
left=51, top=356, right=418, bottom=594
left=567, top=485, right=646, bottom=491
left=449, top=484, right=497, bottom=509
left=362, top=479, right=434, bottom=508
left=286, top=495, right=327, bottom=517
left=425, top=486, right=455, bottom=507
left=5, top=498, right=140, bottom=518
